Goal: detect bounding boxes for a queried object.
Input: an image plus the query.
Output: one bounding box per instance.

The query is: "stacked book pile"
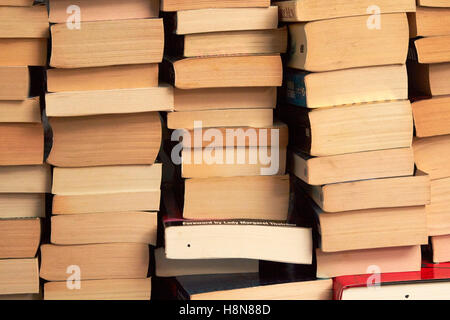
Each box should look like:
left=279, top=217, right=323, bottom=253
left=154, top=0, right=333, bottom=300
left=0, top=0, right=49, bottom=299
left=408, top=1, right=450, bottom=264
left=277, top=0, right=433, bottom=285
left=38, top=0, right=172, bottom=300
left=1, top=0, right=450, bottom=301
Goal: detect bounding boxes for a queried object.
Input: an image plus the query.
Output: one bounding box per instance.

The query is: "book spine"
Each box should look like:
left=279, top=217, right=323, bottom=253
left=284, top=68, right=308, bottom=107
left=275, top=1, right=300, bottom=22
left=286, top=24, right=307, bottom=70
left=277, top=104, right=312, bottom=154
left=160, top=59, right=176, bottom=87
left=407, top=39, right=419, bottom=62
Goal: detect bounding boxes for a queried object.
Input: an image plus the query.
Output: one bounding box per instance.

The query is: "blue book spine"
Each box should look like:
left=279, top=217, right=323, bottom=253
left=285, top=68, right=308, bottom=107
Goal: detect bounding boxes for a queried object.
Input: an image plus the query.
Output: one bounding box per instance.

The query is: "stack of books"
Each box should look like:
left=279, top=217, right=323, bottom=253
left=408, top=1, right=450, bottom=264
left=155, top=0, right=333, bottom=300
left=0, top=0, right=49, bottom=299
left=277, top=0, right=432, bottom=281
left=1, top=0, right=449, bottom=301
left=39, top=0, right=171, bottom=300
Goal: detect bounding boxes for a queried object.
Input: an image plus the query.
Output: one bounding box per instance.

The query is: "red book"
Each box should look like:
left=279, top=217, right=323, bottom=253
left=334, top=262, right=450, bottom=300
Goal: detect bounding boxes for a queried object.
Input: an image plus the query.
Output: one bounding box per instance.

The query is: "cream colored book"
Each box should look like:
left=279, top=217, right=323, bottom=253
left=165, top=221, right=313, bottom=264
left=288, top=13, right=409, bottom=72
left=0, top=98, right=41, bottom=123
left=53, top=192, right=161, bottom=215
left=50, top=19, right=164, bottom=68
left=432, top=235, right=450, bottom=263
left=0, top=66, right=29, bottom=100
left=307, top=171, right=430, bottom=213
left=175, top=28, right=287, bottom=57
left=316, top=205, right=428, bottom=252
left=47, top=64, right=159, bottom=92
left=168, top=55, right=282, bottom=89
left=161, top=0, right=270, bottom=11
left=173, top=6, right=278, bottom=35
left=279, top=100, right=413, bottom=157
left=182, top=147, right=287, bottom=178
left=276, top=0, right=415, bottom=22
left=409, top=7, right=450, bottom=37
left=154, top=248, right=259, bottom=277
left=412, top=96, right=450, bottom=138
left=413, top=135, right=450, bottom=180
left=289, top=65, right=408, bottom=109
left=52, top=164, right=162, bottom=196
left=0, top=165, right=51, bottom=193
left=0, top=194, right=46, bottom=219
left=47, top=113, right=162, bottom=168
left=46, top=86, right=174, bottom=117
left=0, top=219, right=41, bottom=259
left=0, top=39, right=47, bottom=66
left=40, top=243, right=150, bottom=281
left=167, top=109, right=273, bottom=130
left=49, top=0, right=159, bottom=22
left=408, top=62, right=450, bottom=96
left=427, top=177, right=450, bottom=236
left=0, top=6, right=48, bottom=38
left=0, top=259, right=39, bottom=295
left=317, top=246, right=422, bottom=278
left=44, top=279, right=152, bottom=301
left=183, top=175, right=289, bottom=220
left=51, top=212, right=158, bottom=245
left=414, top=36, right=450, bottom=64
left=289, top=148, right=415, bottom=186
left=174, top=87, right=276, bottom=112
